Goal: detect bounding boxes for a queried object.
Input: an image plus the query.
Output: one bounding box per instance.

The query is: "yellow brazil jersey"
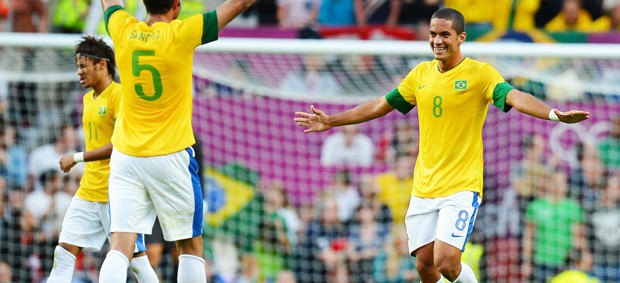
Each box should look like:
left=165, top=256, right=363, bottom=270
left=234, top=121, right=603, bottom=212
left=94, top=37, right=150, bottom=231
left=77, top=82, right=121, bottom=202
left=385, top=58, right=513, bottom=198
left=104, top=6, right=218, bottom=156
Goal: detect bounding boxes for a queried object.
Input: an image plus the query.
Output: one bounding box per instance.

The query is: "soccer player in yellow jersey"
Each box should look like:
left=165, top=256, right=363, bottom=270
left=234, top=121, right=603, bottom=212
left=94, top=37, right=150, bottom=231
left=98, top=0, right=256, bottom=282
left=295, top=8, right=590, bottom=283
left=48, top=36, right=157, bottom=283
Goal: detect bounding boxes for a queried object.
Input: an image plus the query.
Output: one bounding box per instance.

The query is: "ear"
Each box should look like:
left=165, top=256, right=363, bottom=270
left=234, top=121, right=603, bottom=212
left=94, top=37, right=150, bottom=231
left=458, top=32, right=467, bottom=44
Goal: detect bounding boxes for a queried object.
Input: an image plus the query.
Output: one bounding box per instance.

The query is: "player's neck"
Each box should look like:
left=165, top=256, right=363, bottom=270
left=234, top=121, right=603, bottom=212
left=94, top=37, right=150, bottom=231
left=145, top=11, right=175, bottom=25
left=437, top=55, right=465, bottom=73
left=93, top=78, right=113, bottom=98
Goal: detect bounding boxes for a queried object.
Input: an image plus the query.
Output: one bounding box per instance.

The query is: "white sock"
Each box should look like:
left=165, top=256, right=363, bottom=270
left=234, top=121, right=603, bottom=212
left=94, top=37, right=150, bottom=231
left=452, top=262, right=478, bottom=283
left=129, top=255, right=159, bottom=283
left=99, top=250, right=130, bottom=283
left=177, top=254, right=206, bottom=283
left=47, top=246, right=76, bottom=283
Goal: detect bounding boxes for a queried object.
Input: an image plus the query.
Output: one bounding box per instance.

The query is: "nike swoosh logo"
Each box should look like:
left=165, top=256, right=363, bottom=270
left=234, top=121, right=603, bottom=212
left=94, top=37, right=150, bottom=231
left=418, top=85, right=426, bottom=90
left=451, top=233, right=464, bottom=238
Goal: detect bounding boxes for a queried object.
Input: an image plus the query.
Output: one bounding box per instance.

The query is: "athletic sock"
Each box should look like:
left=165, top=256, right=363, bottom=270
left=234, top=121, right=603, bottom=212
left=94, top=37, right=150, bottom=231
left=47, top=246, right=76, bottom=283
left=452, top=262, right=478, bottom=283
left=129, top=255, right=159, bottom=283
left=177, top=254, right=206, bottom=283
left=99, top=250, right=129, bottom=283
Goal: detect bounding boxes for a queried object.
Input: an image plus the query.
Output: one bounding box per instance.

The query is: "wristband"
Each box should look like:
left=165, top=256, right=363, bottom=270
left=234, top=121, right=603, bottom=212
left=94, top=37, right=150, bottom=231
left=548, top=109, right=560, bottom=121
left=73, top=152, right=84, bottom=163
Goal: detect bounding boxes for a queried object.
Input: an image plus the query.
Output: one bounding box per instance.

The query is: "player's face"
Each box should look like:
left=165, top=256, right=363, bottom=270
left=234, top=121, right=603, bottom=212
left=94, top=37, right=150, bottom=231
left=76, top=56, right=104, bottom=89
left=428, top=18, right=464, bottom=61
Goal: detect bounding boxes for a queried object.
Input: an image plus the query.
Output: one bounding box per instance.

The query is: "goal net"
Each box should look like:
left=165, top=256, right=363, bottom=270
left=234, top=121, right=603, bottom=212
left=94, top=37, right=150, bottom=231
left=0, top=33, right=619, bottom=283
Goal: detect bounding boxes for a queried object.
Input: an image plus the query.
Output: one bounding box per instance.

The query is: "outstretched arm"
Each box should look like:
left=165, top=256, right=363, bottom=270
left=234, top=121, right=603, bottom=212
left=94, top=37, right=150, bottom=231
left=100, top=0, right=123, bottom=11
left=505, top=89, right=589, bottom=123
left=294, top=96, right=394, bottom=133
left=215, top=0, right=257, bottom=30
left=59, top=143, right=114, bottom=172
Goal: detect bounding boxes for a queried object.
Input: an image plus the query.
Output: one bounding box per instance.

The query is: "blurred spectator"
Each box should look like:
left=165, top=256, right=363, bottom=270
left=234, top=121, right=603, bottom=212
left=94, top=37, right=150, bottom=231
left=27, top=124, right=79, bottom=192
left=51, top=0, right=89, bottom=33
left=320, top=124, right=375, bottom=167
left=294, top=196, right=349, bottom=283
left=398, top=0, right=440, bottom=39
left=545, top=0, right=593, bottom=32
left=324, top=171, right=360, bottom=223
left=279, top=55, right=341, bottom=97
left=589, top=170, right=620, bottom=283
left=494, top=0, right=540, bottom=31
left=356, top=174, right=392, bottom=228
left=317, top=0, right=356, bottom=26
left=550, top=270, right=601, bottom=283
left=84, top=0, right=146, bottom=35
left=276, top=0, right=319, bottom=29
left=597, top=117, right=620, bottom=170
left=254, top=189, right=291, bottom=281
left=0, top=0, right=7, bottom=31
left=388, top=119, right=418, bottom=162
left=376, top=155, right=414, bottom=225
left=569, top=142, right=605, bottom=216
left=254, top=0, right=279, bottom=25
left=346, top=201, right=389, bottom=282
left=276, top=269, right=297, bottom=283
left=372, top=224, right=417, bottom=282
left=536, top=0, right=563, bottom=27
left=263, top=180, right=302, bottom=246
left=10, top=0, right=48, bottom=33
left=354, top=0, right=401, bottom=27
left=178, top=0, right=206, bottom=20
left=0, top=125, right=28, bottom=188
left=443, top=0, right=493, bottom=30
left=522, top=170, right=592, bottom=282
left=236, top=254, right=261, bottom=283
left=0, top=261, right=10, bottom=283
left=591, top=0, right=620, bottom=31
left=511, top=134, right=552, bottom=217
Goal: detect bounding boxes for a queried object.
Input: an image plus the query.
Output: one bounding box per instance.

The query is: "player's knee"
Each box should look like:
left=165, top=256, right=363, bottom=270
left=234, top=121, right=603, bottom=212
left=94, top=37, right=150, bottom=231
left=435, top=257, right=461, bottom=280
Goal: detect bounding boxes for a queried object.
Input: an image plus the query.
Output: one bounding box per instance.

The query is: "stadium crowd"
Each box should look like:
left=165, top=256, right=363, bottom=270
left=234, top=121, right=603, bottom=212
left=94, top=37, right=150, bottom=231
left=1, top=0, right=620, bottom=37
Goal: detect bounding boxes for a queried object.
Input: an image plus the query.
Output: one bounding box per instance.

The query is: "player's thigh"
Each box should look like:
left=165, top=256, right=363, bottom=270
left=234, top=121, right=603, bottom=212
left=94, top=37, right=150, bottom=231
left=108, top=149, right=157, bottom=235
left=435, top=191, right=481, bottom=252
left=405, top=195, right=440, bottom=255
left=59, top=196, right=108, bottom=252
left=145, top=147, right=203, bottom=241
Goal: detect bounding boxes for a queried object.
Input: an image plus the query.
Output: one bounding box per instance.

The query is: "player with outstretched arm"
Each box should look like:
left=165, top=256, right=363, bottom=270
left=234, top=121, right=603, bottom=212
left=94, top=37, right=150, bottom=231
left=294, top=8, right=589, bottom=283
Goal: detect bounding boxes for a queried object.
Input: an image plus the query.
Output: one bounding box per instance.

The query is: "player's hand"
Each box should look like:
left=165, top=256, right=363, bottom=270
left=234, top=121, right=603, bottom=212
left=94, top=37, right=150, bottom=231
left=556, top=109, right=589, bottom=124
left=59, top=155, right=76, bottom=173
left=294, top=105, right=332, bottom=133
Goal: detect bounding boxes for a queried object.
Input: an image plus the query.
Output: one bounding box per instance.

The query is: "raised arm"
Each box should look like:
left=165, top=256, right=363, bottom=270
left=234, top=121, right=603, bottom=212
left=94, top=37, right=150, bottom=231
left=215, top=0, right=257, bottom=30
left=100, top=0, right=123, bottom=11
left=505, top=89, right=589, bottom=123
left=294, top=96, right=395, bottom=133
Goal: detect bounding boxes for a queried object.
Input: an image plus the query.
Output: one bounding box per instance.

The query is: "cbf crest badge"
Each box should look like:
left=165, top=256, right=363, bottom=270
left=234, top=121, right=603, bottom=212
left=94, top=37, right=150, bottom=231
left=98, top=106, right=107, bottom=115
left=454, top=80, right=468, bottom=90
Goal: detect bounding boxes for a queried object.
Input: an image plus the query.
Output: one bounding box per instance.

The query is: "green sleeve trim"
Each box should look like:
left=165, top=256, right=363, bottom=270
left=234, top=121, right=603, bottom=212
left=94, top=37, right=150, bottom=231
left=104, top=5, right=124, bottom=36
left=492, top=82, right=514, bottom=113
left=201, top=10, right=219, bottom=45
left=385, top=88, right=414, bottom=114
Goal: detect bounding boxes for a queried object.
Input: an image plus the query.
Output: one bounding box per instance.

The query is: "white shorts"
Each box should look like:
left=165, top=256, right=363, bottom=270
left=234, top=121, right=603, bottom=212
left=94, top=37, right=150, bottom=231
left=58, top=196, right=146, bottom=253
left=108, top=147, right=203, bottom=241
left=404, top=191, right=480, bottom=255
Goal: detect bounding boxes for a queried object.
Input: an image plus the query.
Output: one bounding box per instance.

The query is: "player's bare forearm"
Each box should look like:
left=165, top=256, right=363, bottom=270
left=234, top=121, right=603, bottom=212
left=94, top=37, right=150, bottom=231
left=506, top=89, right=589, bottom=123
left=101, top=0, right=123, bottom=11
left=84, top=143, right=114, bottom=162
left=329, top=96, right=394, bottom=126
left=216, top=0, right=257, bottom=30
left=294, top=96, right=394, bottom=133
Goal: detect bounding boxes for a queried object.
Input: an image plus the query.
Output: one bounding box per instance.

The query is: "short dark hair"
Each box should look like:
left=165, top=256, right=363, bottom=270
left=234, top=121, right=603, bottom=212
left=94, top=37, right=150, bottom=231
left=75, top=35, right=116, bottom=79
left=144, top=0, right=176, bottom=14
left=431, top=8, right=466, bottom=35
